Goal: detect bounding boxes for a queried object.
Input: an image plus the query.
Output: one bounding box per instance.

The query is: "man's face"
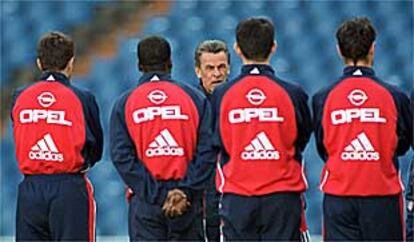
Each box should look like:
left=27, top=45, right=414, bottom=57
left=196, top=51, right=230, bottom=94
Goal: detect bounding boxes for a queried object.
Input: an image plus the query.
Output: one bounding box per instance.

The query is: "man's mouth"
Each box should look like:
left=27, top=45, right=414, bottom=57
left=211, top=80, right=224, bottom=85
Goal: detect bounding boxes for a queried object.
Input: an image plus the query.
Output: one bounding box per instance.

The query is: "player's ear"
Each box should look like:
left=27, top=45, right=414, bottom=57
left=234, top=42, right=242, bottom=56
left=138, top=61, right=143, bottom=72
left=368, top=42, right=375, bottom=56
left=36, top=58, right=44, bottom=71
left=67, top=57, right=75, bottom=70
left=271, top=40, right=277, bottom=54
left=336, top=44, right=343, bottom=58
left=195, top=66, right=202, bottom=79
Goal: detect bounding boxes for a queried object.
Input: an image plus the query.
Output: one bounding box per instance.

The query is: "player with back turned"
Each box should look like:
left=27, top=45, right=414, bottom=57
left=10, top=31, right=103, bottom=241
left=110, top=35, right=216, bottom=241
left=312, top=17, right=412, bottom=240
left=211, top=17, right=312, bottom=241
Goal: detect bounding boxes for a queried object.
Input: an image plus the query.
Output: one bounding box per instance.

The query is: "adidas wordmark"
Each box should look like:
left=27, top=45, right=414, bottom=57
left=29, top=133, right=63, bottom=162
left=341, top=132, right=379, bottom=161
left=241, top=131, right=280, bottom=160
left=145, top=129, right=184, bottom=157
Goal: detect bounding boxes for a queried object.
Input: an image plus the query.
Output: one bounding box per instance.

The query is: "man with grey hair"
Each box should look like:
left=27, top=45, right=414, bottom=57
left=194, top=39, right=230, bottom=241
left=195, top=39, right=230, bottom=97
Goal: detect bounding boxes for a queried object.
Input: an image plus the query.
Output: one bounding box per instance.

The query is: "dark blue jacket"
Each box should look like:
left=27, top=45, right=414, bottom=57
left=312, top=66, right=412, bottom=196
left=211, top=64, right=312, bottom=196
left=11, top=72, right=103, bottom=174
left=110, top=72, right=216, bottom=204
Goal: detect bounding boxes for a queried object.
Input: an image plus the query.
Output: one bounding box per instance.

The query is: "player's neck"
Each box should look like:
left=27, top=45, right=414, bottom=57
left=60, top=70, right=71, bottom=79
left=344, top=58, right=373, bottom=68
left=242, top=59, right=271, bottom=65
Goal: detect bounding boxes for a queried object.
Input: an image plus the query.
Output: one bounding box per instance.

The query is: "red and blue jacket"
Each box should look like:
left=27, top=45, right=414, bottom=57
left=312, top=66, right=412, bottom=196
left=110, top=72, right=216, bottom=204
left=211, top=65, right=312, bottom=196
left=11, top=72, right=103, bottom=174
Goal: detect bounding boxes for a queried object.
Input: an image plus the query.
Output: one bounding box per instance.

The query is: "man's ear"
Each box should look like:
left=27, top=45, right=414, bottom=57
left=195, top=66, right=202, bottom=79
left=36, top=58, right=44, bottom=71
left=336, top=44, right=343, bottom=58
left=234, top=42, right=242, bottom=57
left=67, top=57, right=75, bottom=69
left=271, top=40, right=277, bottom=54
left=368, top=42, right=375, bottom=56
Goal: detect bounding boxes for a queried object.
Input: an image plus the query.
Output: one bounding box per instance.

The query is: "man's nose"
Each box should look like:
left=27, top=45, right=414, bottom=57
left=213, top=68, right=221, bottom=77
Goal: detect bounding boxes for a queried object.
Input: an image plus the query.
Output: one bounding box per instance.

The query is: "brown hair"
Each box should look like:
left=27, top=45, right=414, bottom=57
left=336, top=17, right=376, bottom=63
left=236, top=17, right=274, bottom=61
left=37, top=31, right=74, bottom=71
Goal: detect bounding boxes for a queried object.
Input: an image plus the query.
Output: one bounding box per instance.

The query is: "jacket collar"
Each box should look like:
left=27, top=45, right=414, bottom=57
left=343, top=66, right=375, bottom=77
left=39, top=72, right=70, bottom=85
left=138, top=72, right=172, bottom=84
left=241, top=64, right=275, bottom=76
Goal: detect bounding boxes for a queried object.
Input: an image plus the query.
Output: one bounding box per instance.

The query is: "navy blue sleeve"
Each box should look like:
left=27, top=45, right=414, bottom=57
left=378, top=82, right=412, bottom=156
left=280, top=81, right=312, bottom=161
left=210, top=82, right=230, bottom=150
left=410, top=91, right=414, bottom=150
left=312, top=89, right=330, bottom=161
left=110, top=91, right=171, bottom=204
left=210, top=82, right=234, bottom=166
left=173, top=83, right=217, bottom=192
left=83, top=92, right=103, bottom=166
left=394, top=90, right=412, bottom=156
left=411, top=91, right=414, bottom=149
left=110, top=92, right=145, bottom=194
left=71, top=87, right=104, bottom=168
left=178, top=96, right=216, bottom=192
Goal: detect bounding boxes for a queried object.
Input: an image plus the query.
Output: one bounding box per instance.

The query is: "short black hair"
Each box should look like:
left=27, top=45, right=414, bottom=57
left=37, top=31, right=74, bottom=71
left=194, top=40, right=230, bottom=67
left=236, top=17, right=274, bottom=61
left=336, top=17, right=376, bottom=63
left=137, top=35, right=172, bottom=72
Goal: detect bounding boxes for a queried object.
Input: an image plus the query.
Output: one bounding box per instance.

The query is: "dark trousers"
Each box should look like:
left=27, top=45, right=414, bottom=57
left=323, top=193, right=404, bottom=241
left=16, top=174, right=95, bottom=242
left=129, top=194, right=204, bottom=241
left=205, top=171, right=220, bottom=242
left=406, top=159, right=414, bottom=241
left=220, top=192, right=301, bottom=241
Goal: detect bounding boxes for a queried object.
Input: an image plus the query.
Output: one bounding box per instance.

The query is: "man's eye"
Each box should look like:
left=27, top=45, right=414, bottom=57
left=218, top=64, right=227, bottom=70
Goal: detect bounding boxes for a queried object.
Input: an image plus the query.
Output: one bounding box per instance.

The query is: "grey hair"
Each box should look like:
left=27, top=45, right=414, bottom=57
left=194, top=39, right=230, bottom=67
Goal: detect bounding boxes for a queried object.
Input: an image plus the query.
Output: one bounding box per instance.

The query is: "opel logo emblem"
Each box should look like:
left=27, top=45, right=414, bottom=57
left=348, top=89, right=368, bottom=106
left=37, top=92, right=56, bottom=108
left=148, top=90, right=168, bottom=104
left=246, top=88, right=266, bottom=105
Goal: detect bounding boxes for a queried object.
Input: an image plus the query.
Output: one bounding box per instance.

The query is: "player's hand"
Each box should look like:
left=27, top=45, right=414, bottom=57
left=162, top=189, right=190, bottom=218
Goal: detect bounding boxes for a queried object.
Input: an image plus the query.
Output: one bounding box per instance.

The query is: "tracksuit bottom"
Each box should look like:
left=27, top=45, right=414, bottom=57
left=323, top=193, right=404, bottom=241
left=220, top=192, right=302, bottom=241
left=129, top=194, right=204, bottom=241
left=16, top=173, right=95, bottom=242
left=205, top=170, right=220, bottom=242
left=406, top=158, right=414, bottom=241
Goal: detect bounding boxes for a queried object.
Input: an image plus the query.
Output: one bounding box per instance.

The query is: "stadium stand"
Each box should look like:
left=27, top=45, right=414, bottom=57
left=1, top=0, right=412, bottom=238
